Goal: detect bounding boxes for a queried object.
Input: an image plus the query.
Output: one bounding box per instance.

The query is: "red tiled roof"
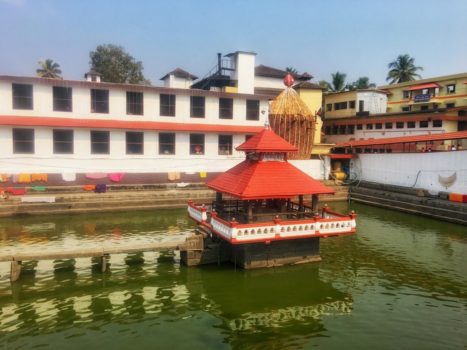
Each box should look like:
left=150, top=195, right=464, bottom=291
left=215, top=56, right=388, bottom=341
left=405, top=83, right=440, bottom=91
left=0, top=115, right=264, bottom=133
left=207, top=159, right=334, bottom=199
left=236, top=127, right=298, bottom=152
left=335, top=131, right=467, bottom=148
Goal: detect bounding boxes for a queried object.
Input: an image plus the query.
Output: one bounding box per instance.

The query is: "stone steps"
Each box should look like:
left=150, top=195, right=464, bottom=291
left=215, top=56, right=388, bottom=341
left=350, top=185, right=467, bottom=225
left=0, top=182, right=349, bottom=217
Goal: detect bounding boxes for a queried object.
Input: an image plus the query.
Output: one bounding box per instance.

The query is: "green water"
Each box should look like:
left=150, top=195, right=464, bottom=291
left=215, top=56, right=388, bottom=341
left=0, top=204, right=466, bottom=349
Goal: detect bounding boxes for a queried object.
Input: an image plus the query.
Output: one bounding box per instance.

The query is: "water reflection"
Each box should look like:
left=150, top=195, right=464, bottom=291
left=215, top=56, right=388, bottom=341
left=0, top=206, right=466, bottom=349
left=0, top=258, right=351, bottom=350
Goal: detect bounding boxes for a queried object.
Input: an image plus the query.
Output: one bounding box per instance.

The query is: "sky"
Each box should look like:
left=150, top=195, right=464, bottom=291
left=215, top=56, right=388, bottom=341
left=0, top=0, right=466, bottom=87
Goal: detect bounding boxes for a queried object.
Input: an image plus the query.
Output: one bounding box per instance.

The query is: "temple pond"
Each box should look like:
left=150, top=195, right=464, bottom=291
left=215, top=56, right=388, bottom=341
left=0, top=203, right=466, bottom=349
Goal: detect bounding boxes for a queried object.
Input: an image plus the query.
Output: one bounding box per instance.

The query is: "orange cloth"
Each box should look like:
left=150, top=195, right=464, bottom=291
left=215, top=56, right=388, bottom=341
left=0, top=174, right=10, bottom=182
left=83, top=185, right=96, bottom=191
left=31, top=174, right=48, bottom=182
left=18, top=174, right=31, bottom=183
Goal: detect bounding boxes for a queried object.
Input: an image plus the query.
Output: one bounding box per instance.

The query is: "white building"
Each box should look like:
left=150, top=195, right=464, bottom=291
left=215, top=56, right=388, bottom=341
left=0, top=73, right=272, bottom=184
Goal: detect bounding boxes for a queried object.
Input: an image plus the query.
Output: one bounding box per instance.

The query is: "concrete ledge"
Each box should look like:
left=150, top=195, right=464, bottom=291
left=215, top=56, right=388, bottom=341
left=350, top=183, right=467, bottom=225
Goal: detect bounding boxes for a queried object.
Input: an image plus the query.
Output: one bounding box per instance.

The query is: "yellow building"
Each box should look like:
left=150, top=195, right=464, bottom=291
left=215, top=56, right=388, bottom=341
left=379, top=72, right=467, bottom=113
left=294, top=82, right=325, bottom=144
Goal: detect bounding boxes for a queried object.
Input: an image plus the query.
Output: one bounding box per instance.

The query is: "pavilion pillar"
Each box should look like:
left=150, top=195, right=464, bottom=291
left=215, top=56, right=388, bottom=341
left=245, top=201, right=253, bottom=223
left=298, top=195, right=304, bottom=211
left=215, top=192, right=223, bottom=213
left=311, top=194, right=319, bottom=214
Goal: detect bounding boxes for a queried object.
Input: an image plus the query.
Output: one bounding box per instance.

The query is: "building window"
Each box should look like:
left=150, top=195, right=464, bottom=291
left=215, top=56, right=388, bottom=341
left=338, top=125, right=346, bottom=134
left=366, top=124, right=373, bottom=130
left=396, top=122, right=404, bottom=129
left=358, top=100, right=365, bottom=112
left=218, top=135, right=233, bottom=155
left=12, top=84, right=33, bottom=110
left=420, top=105, right=429, bottom=111
left=159, top=132, right=175, bottom=155
left=385, top=122, right=393, bottom=129
left=446, top=103, right=455, bottom=108
left=126, top=131, right=144, bottom=154
left=219, top=98, right=233, bottom=119
left=127, top=92, right=144, bottom=115
left=334, top=102, right=348, bottom=110
left=190, top=96, right=205, bottom=118
left=53, top=129, right=73, bottom=154
left=348, top=125, right=355, bottom=134
left=419, top=120, right=428, bottom=128
left=12, top=128, right=34, bottom=154
left=402, top=106, right=411, bottom=112
left=446, top=84, right=456, bottom=94
left=403, top=91, right=411, bottom=99
left=433, top=120, right=442, bottom=127
left=91, top=131, right=110, bottom=154
left=349, top=100, right=356, bottom=109
left=356, top=124, right=363, bottom=130
left=407, top=121, right=416, bottom=128
left=332, top=125, right=338, bottom=134
left=190, top=134, right=205, bottom=155
left=375, top=123, right=383, bottom=130
left=324, top=126, right=331, bottom=134
left=53, top=86, right=72, bottom=112
left=160, top=94, right=176, bottom=117
left=326, top=104, right=332, bottom=112
left=91, top=89, right=109, bottom=113
left=246, top=100, right=260, bottom=120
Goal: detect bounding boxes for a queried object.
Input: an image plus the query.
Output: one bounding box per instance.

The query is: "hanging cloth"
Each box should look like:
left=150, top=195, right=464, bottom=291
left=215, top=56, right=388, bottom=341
left=31, top=174, right=48, bottom=182
left=109, top=173, right=125, bottom=182
left=18, top=174, right=31, bottom=183
left=62, top=173, right=76, bottom=182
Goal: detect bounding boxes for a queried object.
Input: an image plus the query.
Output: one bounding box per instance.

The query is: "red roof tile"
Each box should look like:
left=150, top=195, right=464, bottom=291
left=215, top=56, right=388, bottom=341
left=236, top=127, right=298, bottom=152
left=405, top=83, right=440, bottom=91
left=207, top=159, right=334, bottom=199
left=335, top=131, right=467, bottom=148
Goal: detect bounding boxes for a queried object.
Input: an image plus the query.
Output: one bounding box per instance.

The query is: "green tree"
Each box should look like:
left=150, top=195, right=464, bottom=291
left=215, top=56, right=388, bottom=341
left=36, top=59, right=62, bottom=79
left=285, top=67, right=298, bottom=75
left=330, top=72, right=347, bottom=92
left=347, top=76, right=376, bottom=90
left=386, top=54, right=423, bottom=84
left=89, top=44, right=150, bottom=84
left=318, top=80, right=331, bottom=92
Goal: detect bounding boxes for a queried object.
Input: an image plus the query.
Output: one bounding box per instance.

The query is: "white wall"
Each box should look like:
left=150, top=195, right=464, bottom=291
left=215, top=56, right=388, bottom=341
left=0, top=126, right=252, bottom=173
left=233, top=53, right=256, bottom=94
left=163, top=75, right=193, bottom=89
left=0, top=124, right=327, bottom=181
left=0, top=81, right=267, bottom=127
left=356, top=91, right=387, bottom=114
left=351, top=151, right=467, bottom=194
left=254, top=76, right=285, bottom=89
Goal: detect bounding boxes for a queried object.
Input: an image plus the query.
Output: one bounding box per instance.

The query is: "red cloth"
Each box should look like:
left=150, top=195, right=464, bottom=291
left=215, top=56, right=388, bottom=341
left=6, top=187, right=27, bottom=195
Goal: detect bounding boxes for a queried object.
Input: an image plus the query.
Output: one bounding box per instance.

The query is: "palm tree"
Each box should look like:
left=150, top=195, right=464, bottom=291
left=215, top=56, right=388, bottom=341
left=386, top=54, right=422, bottom=84
left=36, top=59, right=62, bottom=79
left=285, top=67, right=298, bottom=75
left=330, top=72, right=346, bottom=92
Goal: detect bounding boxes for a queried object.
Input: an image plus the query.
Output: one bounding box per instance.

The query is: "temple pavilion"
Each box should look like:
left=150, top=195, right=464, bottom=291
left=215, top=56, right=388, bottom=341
left=187, top=126, right=356, bottom=268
